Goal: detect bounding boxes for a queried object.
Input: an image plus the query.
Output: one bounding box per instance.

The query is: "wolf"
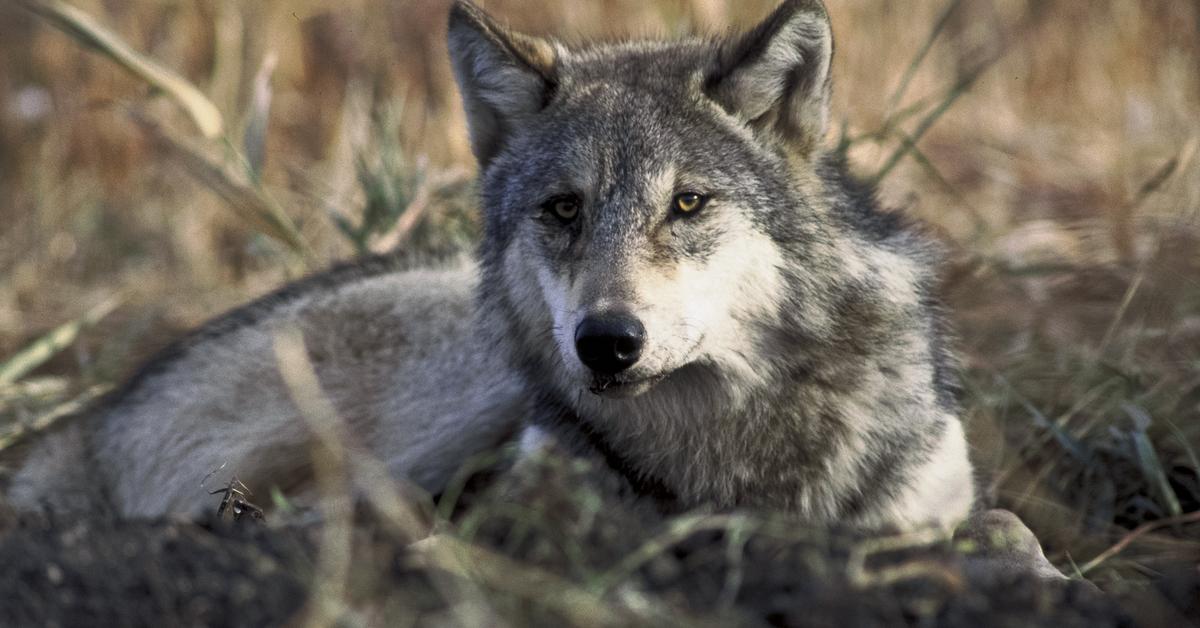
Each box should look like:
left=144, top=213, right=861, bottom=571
left=6, top=0, right=974, bottom=532
left=453, top=0, right=975, bottom=530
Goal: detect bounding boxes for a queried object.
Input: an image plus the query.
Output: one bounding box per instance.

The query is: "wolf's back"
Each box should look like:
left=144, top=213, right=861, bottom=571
left=7, top=256, right=527, bottom=518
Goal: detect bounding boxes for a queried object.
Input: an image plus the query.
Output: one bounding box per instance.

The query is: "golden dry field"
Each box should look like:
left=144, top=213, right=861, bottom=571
left=1, top=0, right=1198, bottom=622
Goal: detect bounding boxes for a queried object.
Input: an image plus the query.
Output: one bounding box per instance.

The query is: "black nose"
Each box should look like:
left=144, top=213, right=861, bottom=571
left=574, top=313, right=646, bottom=375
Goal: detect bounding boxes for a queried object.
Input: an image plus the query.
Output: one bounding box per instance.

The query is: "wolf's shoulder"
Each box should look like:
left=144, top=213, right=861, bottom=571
left=816, top=154, right=900, bottom=238
left=817, top=153, right=943, bottom=257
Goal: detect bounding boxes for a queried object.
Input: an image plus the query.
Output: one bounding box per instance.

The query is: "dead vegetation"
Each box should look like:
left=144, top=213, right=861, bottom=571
left=1, top=0, right=1198, bottom=625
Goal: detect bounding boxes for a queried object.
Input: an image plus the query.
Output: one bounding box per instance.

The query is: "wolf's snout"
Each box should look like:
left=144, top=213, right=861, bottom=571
left=574, top=313, right=645, bottom=375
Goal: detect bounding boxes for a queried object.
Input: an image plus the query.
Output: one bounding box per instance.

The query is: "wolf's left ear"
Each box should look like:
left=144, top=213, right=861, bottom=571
left=448, top=0, right=558, bottom=166
left=705, top=0, right=833, bottom=155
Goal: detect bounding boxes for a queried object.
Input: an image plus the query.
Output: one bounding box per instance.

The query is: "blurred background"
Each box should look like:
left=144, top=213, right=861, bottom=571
left=1, top=0, right=1198, bottom=585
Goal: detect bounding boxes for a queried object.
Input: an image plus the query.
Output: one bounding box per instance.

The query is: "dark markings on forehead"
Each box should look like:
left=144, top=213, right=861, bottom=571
left=562, top=40, right=714, bottom=88
left=479, top=38, right=797, bottom=267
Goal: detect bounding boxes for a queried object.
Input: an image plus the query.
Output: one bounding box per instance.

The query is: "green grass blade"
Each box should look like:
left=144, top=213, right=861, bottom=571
left=0, top=298, right=120, bottom=386
left=0, top=384, right=111, bottom=452
left=1123, top=403, right=1184, bottom=517
left=133, top=114, right=314, bottom=263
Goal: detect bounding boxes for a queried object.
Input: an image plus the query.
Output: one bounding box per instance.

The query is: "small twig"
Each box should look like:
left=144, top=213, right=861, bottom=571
left=199, top=462, right=230, bottom=490
left=369, top=167, right=471, bottom=254
left=881, top=127, right=971, bottom=202
left=1078, top=511, right=1200, bottom=576
left=836, top=97, right=932, bottom=155
left=883, top=0, right=966, bottom=116
left=1096, top=273, right=1145, bottom=355
left=1127, top=155, right=1181, bottom=212
left=872, top=55, right=998, bottom=184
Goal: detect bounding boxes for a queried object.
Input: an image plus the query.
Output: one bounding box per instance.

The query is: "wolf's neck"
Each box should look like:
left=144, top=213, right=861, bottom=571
left=534, top=334, right=943, bottom=516
left=529, top=251, right=959, bottom=519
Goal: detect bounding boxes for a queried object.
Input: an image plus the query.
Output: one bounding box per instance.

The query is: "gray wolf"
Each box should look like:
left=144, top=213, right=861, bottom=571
left=454, top=0, right=974, bottom=530
left=7, top=0, right=975, bottom=532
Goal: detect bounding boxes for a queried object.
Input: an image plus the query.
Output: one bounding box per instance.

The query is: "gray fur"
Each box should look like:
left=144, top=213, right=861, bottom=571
left=8, top=254, right=527, bottom=518
left=454, top=0, right=974, bottom=529
left=9, top=0, right=975, bottom=533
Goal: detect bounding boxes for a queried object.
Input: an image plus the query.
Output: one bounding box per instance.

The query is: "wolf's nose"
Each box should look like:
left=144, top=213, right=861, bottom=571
left=574, top=313, right=645, bottom=375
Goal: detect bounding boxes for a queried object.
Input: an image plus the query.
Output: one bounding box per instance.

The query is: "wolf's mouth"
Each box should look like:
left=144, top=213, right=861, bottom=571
left=588, top=372, right=669, bottom=397
left=584, top=335, right=704, bottom=398
left=588, top=336, right=705, bottom=396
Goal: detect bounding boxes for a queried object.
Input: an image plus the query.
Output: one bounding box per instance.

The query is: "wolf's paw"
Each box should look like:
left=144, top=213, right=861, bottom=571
left=953, top=508, right=1094, bottom=588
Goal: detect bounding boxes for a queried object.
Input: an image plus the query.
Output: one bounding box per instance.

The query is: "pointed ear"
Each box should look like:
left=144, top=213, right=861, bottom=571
left=704, top=0, right=833, bottom=155
left=447, top=0, right=559, bottom=166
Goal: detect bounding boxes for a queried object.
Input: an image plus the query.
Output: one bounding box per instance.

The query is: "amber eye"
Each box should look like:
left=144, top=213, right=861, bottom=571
left=672, top=192, right=707, bottom=216
left=543, top=195, right=581, bottom=222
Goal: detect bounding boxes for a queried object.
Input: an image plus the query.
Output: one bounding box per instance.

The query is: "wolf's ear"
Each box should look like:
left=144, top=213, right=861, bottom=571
left=704, top=0, right=833, bottom=155
left=448, top=0, right=558, bottom=166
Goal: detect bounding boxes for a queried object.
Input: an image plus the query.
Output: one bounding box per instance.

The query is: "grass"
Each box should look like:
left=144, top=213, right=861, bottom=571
left=0, top=0, right=1198, bottom=624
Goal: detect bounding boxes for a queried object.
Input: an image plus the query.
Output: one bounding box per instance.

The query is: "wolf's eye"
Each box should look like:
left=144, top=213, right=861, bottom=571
left=542, top=195, right=580, bottom=223
left=672, top=192, right=707, bottom=216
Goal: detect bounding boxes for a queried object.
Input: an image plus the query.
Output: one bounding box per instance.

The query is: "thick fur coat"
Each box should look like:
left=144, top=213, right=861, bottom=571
left=454, top=0, right=974, bottom=529
left=8, top=0, right=974, bottom=531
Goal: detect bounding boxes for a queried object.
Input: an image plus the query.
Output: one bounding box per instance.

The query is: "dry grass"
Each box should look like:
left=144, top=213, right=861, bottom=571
left=0, top=0, right=1198, bottom=616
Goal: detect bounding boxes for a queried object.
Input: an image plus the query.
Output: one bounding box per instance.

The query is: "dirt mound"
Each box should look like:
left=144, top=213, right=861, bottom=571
left=4, top=452, right=1183, bottom=627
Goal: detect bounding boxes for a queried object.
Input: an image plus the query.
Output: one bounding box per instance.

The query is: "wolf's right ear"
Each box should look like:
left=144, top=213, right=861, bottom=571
left=704, top=0, right=833, bottom=156
left=448, top=0, right=558, bottom=166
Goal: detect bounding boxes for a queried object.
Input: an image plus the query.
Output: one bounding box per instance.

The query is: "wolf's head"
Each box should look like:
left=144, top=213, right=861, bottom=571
left=450, top=0, right=858, bottom=400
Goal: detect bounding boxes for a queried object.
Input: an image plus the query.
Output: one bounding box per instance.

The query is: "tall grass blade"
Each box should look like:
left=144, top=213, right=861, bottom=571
left=272, top=327, right=355, bottom=626
left=1097, top=273, right=1144, bottom=355
left=1078, top=510, right=1200, bottom=576
left=243, top=52, right=278, bottom=181
left=132, top=114, right=314, bottom=263
left=0, top=384, right=111, bottom=452
left=1014, top=391, right=1090, bottom=463
left=0, top=377, right=70, bottom=409
left=0, top=297, right=120, bottom=386
left=884, top=0, right=965, bottom=116
left=1163, top=417, right=1200, bottom=483
left=1123, top=403, right=1184, bottom=517
left=18, top=0, right=224, bottom=139
left=872, top=56, right=996, bottom=184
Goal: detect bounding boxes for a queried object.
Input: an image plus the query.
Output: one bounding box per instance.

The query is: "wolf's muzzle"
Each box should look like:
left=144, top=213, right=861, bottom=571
left=574, top=313, right=645, bottom=375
